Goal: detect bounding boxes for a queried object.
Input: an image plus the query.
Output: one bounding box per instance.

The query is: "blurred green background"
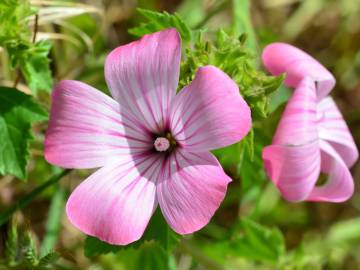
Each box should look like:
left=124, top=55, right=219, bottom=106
left=0, top=0, right=360, bottom=269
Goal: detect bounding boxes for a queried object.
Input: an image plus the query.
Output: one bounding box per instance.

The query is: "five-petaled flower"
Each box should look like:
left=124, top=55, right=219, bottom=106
left=44, top=28, right=251, bottom=244
left=262, top=43, right=358, bottom=202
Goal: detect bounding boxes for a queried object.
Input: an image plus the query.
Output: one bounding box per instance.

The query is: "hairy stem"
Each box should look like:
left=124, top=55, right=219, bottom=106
left=0, top=169, right=71, bottom=226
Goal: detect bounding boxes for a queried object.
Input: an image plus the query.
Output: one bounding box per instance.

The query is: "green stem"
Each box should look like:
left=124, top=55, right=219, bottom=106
left=40, top=184, right=67, bottom=256
left=0, top=169, right=71, bottom=226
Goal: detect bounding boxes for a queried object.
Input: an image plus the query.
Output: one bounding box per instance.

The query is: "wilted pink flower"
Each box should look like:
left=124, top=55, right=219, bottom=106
left=45, top=29, right=251, bottom=244
left=262, top=43, right=358, bottom=202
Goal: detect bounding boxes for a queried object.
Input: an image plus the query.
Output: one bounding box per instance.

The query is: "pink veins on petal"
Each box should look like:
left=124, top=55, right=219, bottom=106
left=262, top=42, right=358, bottom=203
left=44, top=28, right=252, bottom=245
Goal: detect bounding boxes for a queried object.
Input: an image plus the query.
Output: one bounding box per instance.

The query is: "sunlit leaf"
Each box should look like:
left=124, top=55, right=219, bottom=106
left=231, top=218, right=286, bottom=264
left=0, top=87, right=47, bottom=179
left=129, top=8, right=192, bottom=42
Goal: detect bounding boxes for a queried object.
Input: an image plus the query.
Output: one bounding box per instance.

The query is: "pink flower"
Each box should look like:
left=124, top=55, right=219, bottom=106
left=262, top=43, right=358, bottom=202
left=44, top=28, right=251, bottom=244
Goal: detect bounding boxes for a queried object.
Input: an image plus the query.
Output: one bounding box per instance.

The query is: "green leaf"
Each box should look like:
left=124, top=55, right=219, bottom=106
left=84, top=208, right=180, bottom=257
left=0, top=87, right=47, bottom=179
left=141, top=207, right=180, bottom=252
left=268, top=84, right=292, bottom=113
left=0, top=0, right=35, bottom=43
left=38, top=252, right=59, bottom=267
left=0, top=0, right=53, bottom=95
left=23, top=231, right=38, bottom=267
left=19, top=41, right=53, bottom=95
left=179, top=29, right=283, bottom=118
left=84, top=236, right=122, bottom=258
left=135, top=242, right=169, bottom=270
left=129, top=8, right=192, bottom=42
left=5, top=219, right=19, bottom=265
left=327, top=218, right=360, bottom=244
left=231, top=218, right=286, bottom=265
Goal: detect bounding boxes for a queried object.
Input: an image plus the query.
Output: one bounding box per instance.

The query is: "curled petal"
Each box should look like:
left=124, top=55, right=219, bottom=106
left=105, top=28, right=181, bottom=133
left=317, top=97, right=359, bottom=167
left=157, top=150, right=231, bottom=234
left=308, top=140, right=354, bottom=202
left=45, top=80, right=151, bottom=169
left=262, top=141, right=321, bottom=202
left=273, top=77, right=318, bottom=145
left=170, top=66, right=251, bottom=152
left=262, top=42, right=335, bottom=99
left=66, top=154, right=163, bottom=245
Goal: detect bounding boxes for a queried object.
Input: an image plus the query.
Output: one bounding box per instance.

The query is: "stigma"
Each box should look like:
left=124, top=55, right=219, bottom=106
left=154, top=137, right=170, bottom=152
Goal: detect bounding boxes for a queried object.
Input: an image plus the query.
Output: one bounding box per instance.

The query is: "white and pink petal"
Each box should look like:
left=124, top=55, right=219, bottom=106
left=105, top=28, right=181, bottom=133
left=262, top=42, right=335, bottom=99
left=66, top=154, right=164, bottom=245
left=45, top=80, right=151, bottom=169
left=156, top=150, right=231, bottom=234
left=262, top=142, right=321, bottom=201
left=317, top=97, right=358, bottom=167
left=308, top=140, right=354, bottom=202
left=262, top=77, right=321, bottom=201
left=272, top=77, right=318, bottom=145
left=170, top=66, right=251, bottom=152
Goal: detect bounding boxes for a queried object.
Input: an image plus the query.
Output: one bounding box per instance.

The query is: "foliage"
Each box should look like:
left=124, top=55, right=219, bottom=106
left=232, top=218, right=285, bottom=264
left=0, top=87, right=47, bottom=179
left=129, top=8, right=283, bottom=118
left=0, top=0, right=53, bottom=95
left=181, top=30, right=283, bottom=118
left=0, top=0, right=359, bottom=269
left=0, top=219, right=59, bottom=269
left=129, top=8, right=192, bottom=42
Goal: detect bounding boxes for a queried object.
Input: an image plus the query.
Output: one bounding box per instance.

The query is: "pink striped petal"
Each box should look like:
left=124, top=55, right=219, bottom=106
left=105, top=28, right=181, bottom=133
left=66, top=154, right=163, bottom=245
left=170, top=66, right=251, bottom=151
left=263, top=142, right=321, bottom=201
left=263, top=77, right=321, bottom=201
left=273, top=77, right=318, bottom=145
left=45, top=80, right=151, bottom=169
left=308, top=140, right=354, bottom=202
left=317, top=97, right=359, bottom=167
left=157, top=150, right=231, bottom=234
left=262, top=43, right=335, bottom=99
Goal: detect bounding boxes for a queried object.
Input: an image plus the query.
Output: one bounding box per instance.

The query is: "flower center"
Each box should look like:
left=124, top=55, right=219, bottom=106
left=154, top=137, right=170, bottom=152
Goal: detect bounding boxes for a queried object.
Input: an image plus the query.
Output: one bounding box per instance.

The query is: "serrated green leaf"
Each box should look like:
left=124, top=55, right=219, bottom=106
left=5, top=220, right=19, bottom=265
left=129, top=8, right=192, bottom=42
left=0, top=0, right=35, bottom=43
left=0, top=0, right=52, bottom=96
left=84, top=208, right=180, bottom=257
left=23, top=231, right=38, bottom=266
left=19, top=41, right=53, bottom=95
left=0, top=87, right=47, bottom=179
left=179, top=29, right=283, bottom=118
left=232, top=218, right=285, bottom=265
left=38, top=252, right=59, bottom=267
